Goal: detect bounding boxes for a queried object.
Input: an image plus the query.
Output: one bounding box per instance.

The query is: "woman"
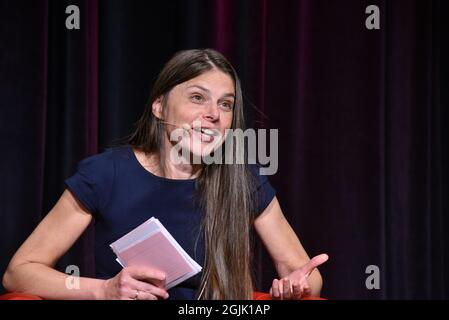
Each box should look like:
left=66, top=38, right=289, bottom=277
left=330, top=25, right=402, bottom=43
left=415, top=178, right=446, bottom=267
left=2, top=49, right=328, bottom=300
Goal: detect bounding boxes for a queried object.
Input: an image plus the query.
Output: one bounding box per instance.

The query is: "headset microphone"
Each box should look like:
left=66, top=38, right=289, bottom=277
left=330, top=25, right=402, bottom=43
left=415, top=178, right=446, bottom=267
left=160, top=121, right=192, bottom=131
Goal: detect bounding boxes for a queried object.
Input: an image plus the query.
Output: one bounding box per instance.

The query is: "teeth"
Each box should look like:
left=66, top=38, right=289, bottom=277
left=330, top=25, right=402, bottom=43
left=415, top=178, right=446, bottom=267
left=193, top=127, right=215, bottom=136
left=202, top=128, right=215, bottom=136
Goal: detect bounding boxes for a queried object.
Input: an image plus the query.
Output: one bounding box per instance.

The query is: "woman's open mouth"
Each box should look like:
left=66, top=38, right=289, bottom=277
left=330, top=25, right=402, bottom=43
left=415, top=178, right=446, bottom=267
left=192, top=127, right=218, bottom=142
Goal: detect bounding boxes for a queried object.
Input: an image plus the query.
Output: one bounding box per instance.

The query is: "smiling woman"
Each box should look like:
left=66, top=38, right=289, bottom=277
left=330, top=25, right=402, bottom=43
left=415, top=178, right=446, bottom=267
left=2, top=49, right=328, bottom=300
left=152, top=69, right=235, bottom=160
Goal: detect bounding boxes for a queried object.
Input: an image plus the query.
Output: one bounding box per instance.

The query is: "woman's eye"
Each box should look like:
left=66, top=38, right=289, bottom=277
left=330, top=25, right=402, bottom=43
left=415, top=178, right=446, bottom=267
left=190, top=95, right=203, bottom=103
left=221, top=102, right=233, bottom=110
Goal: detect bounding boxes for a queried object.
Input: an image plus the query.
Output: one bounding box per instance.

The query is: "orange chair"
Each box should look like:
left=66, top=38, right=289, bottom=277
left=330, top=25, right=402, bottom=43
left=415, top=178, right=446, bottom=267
left=253, top=291, right=325, bottom=300
left=0, top=291, right=324, bottom=300
left=0, top=293, right=43, bottom=300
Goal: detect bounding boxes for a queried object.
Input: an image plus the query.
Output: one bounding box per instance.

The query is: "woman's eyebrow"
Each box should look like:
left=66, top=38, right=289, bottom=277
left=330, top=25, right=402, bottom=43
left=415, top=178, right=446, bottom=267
left=187, top=85, right=235, bottom=99
left=220, top=93, right=235, bottom=99
left=186, top=85, right=210, bottom=93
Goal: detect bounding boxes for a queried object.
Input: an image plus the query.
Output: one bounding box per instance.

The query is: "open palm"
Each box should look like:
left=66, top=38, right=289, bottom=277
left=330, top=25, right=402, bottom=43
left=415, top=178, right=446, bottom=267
left=269, top=254, right=329, bottom=300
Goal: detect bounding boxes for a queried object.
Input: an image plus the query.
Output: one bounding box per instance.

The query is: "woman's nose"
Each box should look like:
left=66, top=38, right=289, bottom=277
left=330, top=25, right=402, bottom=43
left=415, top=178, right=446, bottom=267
left=202, top=103, right=220, bottom=121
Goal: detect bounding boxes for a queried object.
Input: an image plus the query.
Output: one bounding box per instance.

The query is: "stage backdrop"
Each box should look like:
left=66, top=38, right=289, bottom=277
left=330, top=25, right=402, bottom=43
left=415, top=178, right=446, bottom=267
left=1, top=0, right=448, bottom=299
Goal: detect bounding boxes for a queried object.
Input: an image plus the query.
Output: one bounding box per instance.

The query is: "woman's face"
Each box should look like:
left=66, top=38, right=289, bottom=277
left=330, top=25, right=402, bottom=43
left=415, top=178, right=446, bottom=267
left=153, top=69, right=235, bottom=159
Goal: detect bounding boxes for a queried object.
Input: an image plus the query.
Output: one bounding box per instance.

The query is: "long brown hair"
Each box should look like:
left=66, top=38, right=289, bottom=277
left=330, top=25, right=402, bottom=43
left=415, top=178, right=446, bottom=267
left=125, top=49, right=258, bottom=299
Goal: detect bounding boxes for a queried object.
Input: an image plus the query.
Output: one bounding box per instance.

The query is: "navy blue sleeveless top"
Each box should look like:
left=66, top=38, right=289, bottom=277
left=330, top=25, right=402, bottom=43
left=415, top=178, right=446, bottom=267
left=64, top=144, right=276, bottom=299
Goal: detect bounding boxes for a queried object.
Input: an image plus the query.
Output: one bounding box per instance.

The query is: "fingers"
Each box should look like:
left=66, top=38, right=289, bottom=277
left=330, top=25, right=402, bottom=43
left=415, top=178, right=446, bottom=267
left=292, top=281, right=302, bottom=299
left=303, top=253, right=329, bottom=277
left=112, top=267, right=169, bottom=300
left=125, top=288, right=158, bottom=300
left=128, top=277, right=169, bottom=300
left=271, top=278, right=293, bottom=300
left=302, top=285, right=312, bottom=297
left=271, top=278, right=312, bottom=300
left=282, top=279, right=292, bottom=299
left=271, top=279, right=281, bottom=299
left=299, top=276, right=312, bottom=298
left=126, top=266, right=167, bottom=287
left=136, top=291, right=158, bottom=300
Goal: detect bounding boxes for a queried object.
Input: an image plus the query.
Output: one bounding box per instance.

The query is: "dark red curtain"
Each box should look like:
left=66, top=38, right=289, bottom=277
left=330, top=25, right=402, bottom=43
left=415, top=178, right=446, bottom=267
left=1, top=0, right=448, bottom=299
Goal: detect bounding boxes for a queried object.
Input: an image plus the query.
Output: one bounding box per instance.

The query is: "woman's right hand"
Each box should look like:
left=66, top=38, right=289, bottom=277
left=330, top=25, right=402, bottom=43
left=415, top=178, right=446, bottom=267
left=98, top=266, right=170, bottom=300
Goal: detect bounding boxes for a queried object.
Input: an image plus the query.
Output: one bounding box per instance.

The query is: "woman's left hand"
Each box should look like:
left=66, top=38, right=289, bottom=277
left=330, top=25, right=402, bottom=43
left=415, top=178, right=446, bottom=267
left=269, top=254, right=329, bottom=300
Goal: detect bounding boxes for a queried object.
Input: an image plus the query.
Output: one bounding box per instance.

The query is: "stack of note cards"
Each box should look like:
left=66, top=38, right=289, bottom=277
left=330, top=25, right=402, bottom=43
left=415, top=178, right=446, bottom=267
left=110, top=217, right=202, bottom=289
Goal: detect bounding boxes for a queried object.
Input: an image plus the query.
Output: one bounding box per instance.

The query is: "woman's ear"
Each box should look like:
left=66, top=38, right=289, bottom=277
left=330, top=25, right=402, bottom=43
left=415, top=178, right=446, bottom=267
left=152, top=96, right=163, bottom=120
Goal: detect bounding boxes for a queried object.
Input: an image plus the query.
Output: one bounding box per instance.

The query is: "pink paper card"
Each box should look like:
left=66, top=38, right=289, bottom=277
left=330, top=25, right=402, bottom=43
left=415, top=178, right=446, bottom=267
left=118, top=231, right=193, bottom=284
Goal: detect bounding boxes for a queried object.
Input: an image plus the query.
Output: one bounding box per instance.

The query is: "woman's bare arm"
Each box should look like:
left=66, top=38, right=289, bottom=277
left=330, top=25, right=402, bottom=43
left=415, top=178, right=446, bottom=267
left=2, top=189, right=105, bottom=299
left=254, top=196, right=326, bottom=297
